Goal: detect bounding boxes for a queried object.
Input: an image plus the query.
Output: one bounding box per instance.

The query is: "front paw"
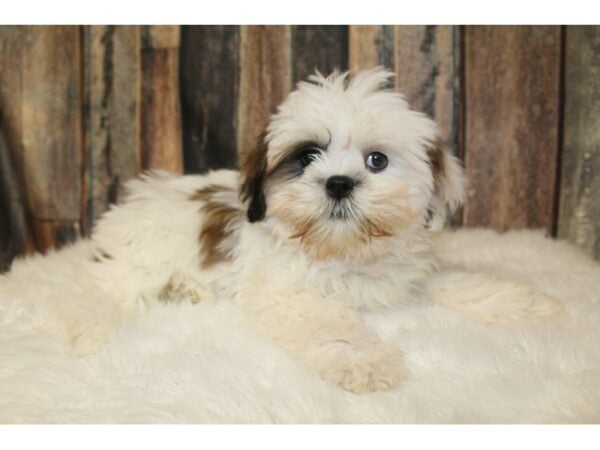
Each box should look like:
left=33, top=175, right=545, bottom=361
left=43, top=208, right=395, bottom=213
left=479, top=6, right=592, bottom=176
left=158, top=273, right=211, bottom=304
left=320, top=345, right=407, bottom=394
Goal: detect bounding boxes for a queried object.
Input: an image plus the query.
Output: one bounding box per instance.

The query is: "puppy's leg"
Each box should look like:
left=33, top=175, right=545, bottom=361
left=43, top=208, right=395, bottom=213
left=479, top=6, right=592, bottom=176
left=238, top=292, right=407, bottom=394
left=426, top=269, right=565, bottom=326
left=158, top=272, right=214, bottom=304
left=313, top=332, right=407, bottom=395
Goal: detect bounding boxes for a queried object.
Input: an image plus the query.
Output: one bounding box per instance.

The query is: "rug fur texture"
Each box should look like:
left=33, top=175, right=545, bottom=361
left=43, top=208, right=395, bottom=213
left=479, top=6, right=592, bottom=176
left=1, top=177, right=599, bottom=423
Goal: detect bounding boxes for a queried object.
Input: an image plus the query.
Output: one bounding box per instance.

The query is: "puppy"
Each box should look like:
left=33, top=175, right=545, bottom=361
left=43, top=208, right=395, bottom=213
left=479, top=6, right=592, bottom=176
left=230, top=67, right=461, bottom=393
left=86, top=67, right=564, bottom=394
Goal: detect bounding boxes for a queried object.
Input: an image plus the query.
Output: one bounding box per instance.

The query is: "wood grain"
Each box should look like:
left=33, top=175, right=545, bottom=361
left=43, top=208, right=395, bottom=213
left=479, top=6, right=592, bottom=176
left=0, top=26, right=83, bottom=253
left=141, top=25, right=182, bottom=173
left=0, top=26, right=25, bottom=173
left=395, top=26, right=461, bottom=154
left=292, top=26, right=348, bottom=82
left=19, top=26, right=83, bottom=227
left=558, top=26, right=600, bottom=259
left=15, top=26, right=83, bottom=252
left=238, top=26, right=292, bottom=158
left=463, top=26, right=561, bottom=232
left=0, top=117, right=28, bottom=272
left=179, top=26, right=239, bottom=173
left=349, top=25, right=394, bottom=75
left=84, top=25, right=141, bottom=230
left=0, top=26, right=36, bottom=255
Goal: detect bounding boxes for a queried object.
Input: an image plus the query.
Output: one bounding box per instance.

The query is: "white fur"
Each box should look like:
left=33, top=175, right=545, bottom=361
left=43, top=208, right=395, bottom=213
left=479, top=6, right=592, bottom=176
left=1, top=207, right=599, bottom=422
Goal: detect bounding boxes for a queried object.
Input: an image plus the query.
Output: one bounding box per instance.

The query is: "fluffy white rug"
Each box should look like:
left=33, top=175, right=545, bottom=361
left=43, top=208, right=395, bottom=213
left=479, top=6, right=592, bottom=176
left=1, top=224, right=600, bottom=423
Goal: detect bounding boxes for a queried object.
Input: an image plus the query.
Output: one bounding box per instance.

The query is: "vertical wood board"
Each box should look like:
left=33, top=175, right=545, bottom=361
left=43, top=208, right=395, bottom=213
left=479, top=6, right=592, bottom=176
left=0, top=120, right=28, bottom=271
left=349, top=25, right=394, bottom=75
left=463, top=26, right=561, bottom=231
left=141, top=25, right=182, bottom=173
left=395, top=26, right=461, bottom=154
left=85, top=25, right=141, bottom=229
left=179, top=26, right=240, bottom=173
left=237, top=26, right=292, bottom=157
left=558, top=26, right=600, bottom=259
left=20, top=26, right=83, bottom=222
left=292, top=26, right=348, bottom=83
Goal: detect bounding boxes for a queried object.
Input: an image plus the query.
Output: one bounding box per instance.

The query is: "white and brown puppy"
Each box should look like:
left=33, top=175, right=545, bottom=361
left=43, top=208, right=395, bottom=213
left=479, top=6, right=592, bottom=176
left=231, top=68, right=462, bottom=393
left=86, top=67, right=563, bottom=394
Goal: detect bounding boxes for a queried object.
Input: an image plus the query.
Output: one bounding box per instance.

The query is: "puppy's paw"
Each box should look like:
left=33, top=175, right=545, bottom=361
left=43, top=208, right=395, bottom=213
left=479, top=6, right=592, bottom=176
left=428, top=270, right=567, bottom=326
left=158, top=273, right=211, bottom=304
left=320, top=344, right=407, bottom=394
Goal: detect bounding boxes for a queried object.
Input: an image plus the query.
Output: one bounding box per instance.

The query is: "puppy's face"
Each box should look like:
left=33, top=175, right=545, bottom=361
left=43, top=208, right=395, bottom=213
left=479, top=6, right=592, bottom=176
left=241, top=68, right=465, bottom=260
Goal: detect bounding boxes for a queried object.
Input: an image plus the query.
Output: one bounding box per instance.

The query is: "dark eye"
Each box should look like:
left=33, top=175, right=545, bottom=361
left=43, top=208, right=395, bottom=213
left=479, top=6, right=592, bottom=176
left=365, top=151, right=388, bottom=172
left=298, top=147, right=322, bottom=168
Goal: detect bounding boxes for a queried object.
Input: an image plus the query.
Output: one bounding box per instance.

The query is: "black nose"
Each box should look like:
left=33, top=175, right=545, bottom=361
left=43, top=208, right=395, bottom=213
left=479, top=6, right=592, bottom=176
left=325, top=175, right=355, bottom=200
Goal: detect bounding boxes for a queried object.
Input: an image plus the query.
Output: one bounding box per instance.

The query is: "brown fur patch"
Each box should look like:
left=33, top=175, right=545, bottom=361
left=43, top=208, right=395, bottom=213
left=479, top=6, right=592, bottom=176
left=239, top=132, right=271, bottom=222
left=425, top=139, right=453, bottom=227
left=191, top=184, right=233, bottom=202
left=192, top=184, right=242, bottom=269
left=239, top=131, right=268, bottom=204
left=426, top=139, right=446, bottom=186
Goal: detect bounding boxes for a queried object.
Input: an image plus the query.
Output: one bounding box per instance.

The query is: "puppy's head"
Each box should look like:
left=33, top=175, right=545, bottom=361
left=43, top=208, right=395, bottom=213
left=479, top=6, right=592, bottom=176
left=240, top=67, right=465, bottom=260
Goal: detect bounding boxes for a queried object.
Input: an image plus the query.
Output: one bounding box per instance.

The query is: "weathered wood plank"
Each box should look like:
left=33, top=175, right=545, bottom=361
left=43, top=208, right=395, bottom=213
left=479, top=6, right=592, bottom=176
left=394, top=26, right=461, bottom=154
left=463, top=26, right=561, bottom=232
left=84, top=25, right=141, bottom=231
left=292, top=26, right=348, bottom=82
left=238, top=26, right=292, bottom=158
left=179, top=26, right=239, bottom=173
left=1, top=26, right=83, bottom=253
left=19, top=26, right=83, bottom=223
left=19, top=26, right=83, bottom=253
left=144, top=26, right=180, bottom=48
left=349, top=25, right=394, bottom=75
left=0, top=26, right=25, bottom=174
left=141, top=25, right=182, bottom=173
left=0, top=26, right=36, bottom=255
left=0, top=117, right=28, bottom=272
left=558, top=26, right=600, bottom=259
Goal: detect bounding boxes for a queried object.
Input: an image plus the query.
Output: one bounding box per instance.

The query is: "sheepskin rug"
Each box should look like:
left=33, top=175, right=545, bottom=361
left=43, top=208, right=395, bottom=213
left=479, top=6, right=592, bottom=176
left=1, top=202, right=599, bottom=423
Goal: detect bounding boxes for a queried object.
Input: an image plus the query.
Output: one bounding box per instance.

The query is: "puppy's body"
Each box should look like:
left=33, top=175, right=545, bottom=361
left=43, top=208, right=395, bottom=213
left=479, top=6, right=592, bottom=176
left=89, top=168, right=421, bottom=392
left=83, top=68, right=564, bottom=393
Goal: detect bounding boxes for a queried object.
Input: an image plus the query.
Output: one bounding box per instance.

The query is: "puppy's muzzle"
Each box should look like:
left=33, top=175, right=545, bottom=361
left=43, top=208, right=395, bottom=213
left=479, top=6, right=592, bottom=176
left=326, top=175, right=356, bottom=200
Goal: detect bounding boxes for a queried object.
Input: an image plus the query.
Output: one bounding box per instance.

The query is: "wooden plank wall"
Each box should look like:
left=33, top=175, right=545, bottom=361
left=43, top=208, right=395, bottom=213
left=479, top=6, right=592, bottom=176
left=1, top=25, right=599, bottom=272
left=558, top=26, right=600, bottom=259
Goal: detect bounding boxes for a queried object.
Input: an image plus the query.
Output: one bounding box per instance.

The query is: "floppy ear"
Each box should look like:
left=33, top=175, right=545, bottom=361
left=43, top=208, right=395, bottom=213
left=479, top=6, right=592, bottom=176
left=425, top=140, right=466, bottom=230
left=239, top=132, right=268, bottom=223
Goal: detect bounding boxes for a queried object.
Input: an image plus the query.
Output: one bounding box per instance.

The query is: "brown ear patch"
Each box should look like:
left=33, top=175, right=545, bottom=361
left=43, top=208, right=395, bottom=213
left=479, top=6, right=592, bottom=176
left=423, top=138, right=466, bottom=229
left=424, top=139, right=448, bottom=229
left=239, top=132, right=268, bottom=222
left=426, top=139, right=446, bottom=187
left=192, top=184, right=243, bottom=269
